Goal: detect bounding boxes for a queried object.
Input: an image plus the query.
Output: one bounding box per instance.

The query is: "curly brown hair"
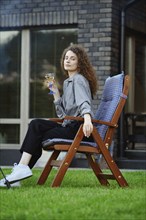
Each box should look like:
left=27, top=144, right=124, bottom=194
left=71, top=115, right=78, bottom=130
left=60, top=44, right=98, bottom=96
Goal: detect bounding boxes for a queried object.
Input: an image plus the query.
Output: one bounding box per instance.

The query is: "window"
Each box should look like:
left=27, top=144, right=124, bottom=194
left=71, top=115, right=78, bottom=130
left=125, top=32, right=146, bottom=150
left=0, top=31, right=21, bottom=118
left=125, top=33, right=146, bottom=113
left=0, top=31, right=21, bottom=145
left=30, top=28, right=77, bottom=118
left=0, top=28, right=77, bottom=148
left=135, top=36, right=146, bottom=112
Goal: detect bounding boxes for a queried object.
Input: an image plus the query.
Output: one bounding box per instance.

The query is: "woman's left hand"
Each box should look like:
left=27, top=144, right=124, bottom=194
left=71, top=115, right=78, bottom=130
left=83, top=114, right=93, bottom=137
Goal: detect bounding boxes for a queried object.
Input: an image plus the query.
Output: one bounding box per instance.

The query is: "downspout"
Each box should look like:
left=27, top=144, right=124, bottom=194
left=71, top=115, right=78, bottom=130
left=119, top=0, right=140, bottom=158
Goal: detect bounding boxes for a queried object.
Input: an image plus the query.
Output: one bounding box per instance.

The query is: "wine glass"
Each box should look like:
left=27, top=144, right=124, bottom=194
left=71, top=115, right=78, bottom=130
left=45, top=73, right=55, bottom=95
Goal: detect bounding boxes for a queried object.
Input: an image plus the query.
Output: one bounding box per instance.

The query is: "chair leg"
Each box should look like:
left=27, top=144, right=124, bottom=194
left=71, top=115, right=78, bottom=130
left=92, top=128, right=128, bottom=187
left=51, top=146, right=79, bottom=187
left=104, top=153, right=128, bottom=187
left=51, top=161, right=69, bottom=187
left=51, top=150, right=77, bottom=187
left=51, top=125, right=84, bottom=187
left=37, top=150, right=60, bottom=185
left=86, top=153, right=109, bottom=186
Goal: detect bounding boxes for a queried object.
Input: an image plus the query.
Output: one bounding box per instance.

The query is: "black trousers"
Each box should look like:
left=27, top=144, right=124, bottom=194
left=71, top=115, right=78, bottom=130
left=20, top=119, right=93, bottom=168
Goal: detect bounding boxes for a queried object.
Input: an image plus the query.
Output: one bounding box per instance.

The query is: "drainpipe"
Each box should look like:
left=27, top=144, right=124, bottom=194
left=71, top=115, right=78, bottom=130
left=119, top=0, right=139, bottom=158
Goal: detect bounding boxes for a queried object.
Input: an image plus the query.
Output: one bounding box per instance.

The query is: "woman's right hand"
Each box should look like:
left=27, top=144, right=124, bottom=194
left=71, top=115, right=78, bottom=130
left=48, top=80, right=60, bottom=101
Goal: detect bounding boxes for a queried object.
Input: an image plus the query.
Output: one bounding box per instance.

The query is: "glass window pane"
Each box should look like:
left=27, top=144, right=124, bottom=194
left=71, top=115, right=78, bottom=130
left=30, top=28, right=77, bottom=118
left=0, top=124, right=20, bottom=144
left=0, top=31, right=21, bottom=118
left=135, top=36, right=146, bottom=112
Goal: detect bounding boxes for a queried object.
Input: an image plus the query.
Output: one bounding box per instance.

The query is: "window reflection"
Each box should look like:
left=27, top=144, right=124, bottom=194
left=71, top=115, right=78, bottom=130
left=30, top=28, right=77, bottom=118
left=0, top=124, right=19, bottom=144
left=0, top=31, right=21, bottom=118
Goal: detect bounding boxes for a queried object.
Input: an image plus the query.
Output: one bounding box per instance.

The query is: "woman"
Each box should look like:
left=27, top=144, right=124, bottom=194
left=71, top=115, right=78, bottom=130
left=0, top=44, right=98, bottom=187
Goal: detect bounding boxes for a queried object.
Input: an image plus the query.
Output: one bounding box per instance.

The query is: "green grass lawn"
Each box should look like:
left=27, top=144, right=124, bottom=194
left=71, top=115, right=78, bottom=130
left=0, top=168, right=146, bottom=220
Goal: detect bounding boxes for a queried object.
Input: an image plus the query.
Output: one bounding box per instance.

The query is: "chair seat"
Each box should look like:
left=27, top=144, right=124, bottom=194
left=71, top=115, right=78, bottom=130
left=42, top=138, right=97, bottom=149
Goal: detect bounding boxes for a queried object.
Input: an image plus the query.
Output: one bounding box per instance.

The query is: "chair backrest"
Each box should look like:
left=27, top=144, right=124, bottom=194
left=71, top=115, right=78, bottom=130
left=94, top=72, right=126, bottom=140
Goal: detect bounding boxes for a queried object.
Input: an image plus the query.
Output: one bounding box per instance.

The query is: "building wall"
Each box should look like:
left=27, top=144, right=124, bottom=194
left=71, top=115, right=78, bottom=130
left=0, top=0, right=113, bottom=110
left=0, top=0, right=146, bottom=166
left=0, top=0, right=145, bottom=95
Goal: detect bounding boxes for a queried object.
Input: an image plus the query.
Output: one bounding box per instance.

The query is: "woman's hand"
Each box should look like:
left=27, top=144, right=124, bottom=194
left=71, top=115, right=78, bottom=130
left=47, top=79, right=57, bottom=93
left=83, top=114, right=93, bottom=138
left=48, top=80, right=60, bottom=101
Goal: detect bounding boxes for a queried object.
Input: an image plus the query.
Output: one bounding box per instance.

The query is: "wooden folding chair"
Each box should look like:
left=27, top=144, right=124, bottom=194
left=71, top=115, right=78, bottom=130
left=37, top=72, right=130, bottom=187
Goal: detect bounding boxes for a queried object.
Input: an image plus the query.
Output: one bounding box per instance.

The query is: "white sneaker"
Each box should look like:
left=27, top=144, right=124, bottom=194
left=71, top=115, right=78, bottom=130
left=0, top=178, right=21, bottom=187
left=0, top=163, right=32, bottom=184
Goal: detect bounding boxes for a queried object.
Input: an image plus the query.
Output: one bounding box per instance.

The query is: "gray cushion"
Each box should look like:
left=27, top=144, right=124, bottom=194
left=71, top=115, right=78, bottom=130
left=94, top=72, right=124, bottom=140
left=42, top=138, right=97, bottom=149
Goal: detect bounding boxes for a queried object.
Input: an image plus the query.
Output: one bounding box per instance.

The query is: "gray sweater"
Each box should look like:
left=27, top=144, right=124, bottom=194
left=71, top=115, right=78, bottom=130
left=54, top=73, right=94, bottom=126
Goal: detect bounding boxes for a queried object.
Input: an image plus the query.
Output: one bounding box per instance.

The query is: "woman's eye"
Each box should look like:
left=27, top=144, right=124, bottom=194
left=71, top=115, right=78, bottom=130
left=64, top=56, right=76, bottom=61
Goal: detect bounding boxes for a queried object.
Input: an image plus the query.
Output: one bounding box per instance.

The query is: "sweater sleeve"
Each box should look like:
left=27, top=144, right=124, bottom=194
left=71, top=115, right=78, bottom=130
left=73, top=77, right=93, bottom=117
left=53, top=97, right=66, bottom=118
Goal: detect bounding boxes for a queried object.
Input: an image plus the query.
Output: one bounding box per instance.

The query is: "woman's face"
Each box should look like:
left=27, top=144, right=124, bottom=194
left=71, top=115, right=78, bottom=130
left=64, top=50, right=78, bottom=74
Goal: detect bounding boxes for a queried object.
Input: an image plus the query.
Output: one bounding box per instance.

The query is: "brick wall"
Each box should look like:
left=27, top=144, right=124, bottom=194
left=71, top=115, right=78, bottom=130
left=0, top=0, right=145, bottom=107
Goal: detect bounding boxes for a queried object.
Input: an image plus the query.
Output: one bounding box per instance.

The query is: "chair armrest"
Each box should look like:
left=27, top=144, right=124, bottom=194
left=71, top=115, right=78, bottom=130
left=48, top=118, right=64, bottom=123
left=64, top=116, right=117, bottom=128
left=64, top=115, right=83, bottom=121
